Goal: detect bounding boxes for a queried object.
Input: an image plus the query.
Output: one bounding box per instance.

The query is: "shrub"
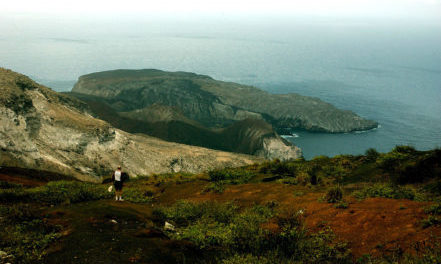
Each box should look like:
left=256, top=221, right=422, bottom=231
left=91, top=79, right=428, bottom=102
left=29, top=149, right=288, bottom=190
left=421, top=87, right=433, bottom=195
left=0, top=204, right=61, bottom=263
left=155, top=200, right=351, bottom=263
left=308, top=166, right=321, bottom=185
left=365, top=148, right=380, bottom=162
left=334, top=201, right=349, bottom=209
left=326, top=186, right=343, bottom=203
left=393, top=145, right=416, bottom=154
left=209, top=168, right=256, bottom=184
left=422, top=216, right=441, bottom=228
left=123, top=187, right=153, bottom=203
left=353, top=183, right=417, bottom=200
left=259, top=160, right=296, bottom=177
left=0, top=181, right=23, bottom=189
left=425, top=202, right=441, bottom=215
left=0, top=181, right=112, bottom=204
left=221, top=254, right=272, bottom=264
left=203, top=182, right=225, bottom=193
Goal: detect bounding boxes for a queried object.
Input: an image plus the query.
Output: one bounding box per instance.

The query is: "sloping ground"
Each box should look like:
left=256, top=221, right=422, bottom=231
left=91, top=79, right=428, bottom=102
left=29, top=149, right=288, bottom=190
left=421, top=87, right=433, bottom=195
left=157, top=181, right=441, bottom=258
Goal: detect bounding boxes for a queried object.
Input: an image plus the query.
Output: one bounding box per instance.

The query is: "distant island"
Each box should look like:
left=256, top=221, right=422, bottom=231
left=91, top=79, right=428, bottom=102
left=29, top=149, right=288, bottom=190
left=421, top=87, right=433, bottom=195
left=67, top=69, right=377, bottom=159
left=71, top=69, right=378, bottom=133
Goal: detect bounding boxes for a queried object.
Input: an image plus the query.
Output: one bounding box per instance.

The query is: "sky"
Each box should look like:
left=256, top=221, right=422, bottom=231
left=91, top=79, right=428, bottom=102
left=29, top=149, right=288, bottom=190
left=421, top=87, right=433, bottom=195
left=1, top=0, right=441, bottom=22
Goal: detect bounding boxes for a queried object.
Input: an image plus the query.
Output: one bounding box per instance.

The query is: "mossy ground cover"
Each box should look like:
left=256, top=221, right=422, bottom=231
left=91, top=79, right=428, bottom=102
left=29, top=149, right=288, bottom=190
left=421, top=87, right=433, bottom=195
left=1, top=147, right=441, bottom=263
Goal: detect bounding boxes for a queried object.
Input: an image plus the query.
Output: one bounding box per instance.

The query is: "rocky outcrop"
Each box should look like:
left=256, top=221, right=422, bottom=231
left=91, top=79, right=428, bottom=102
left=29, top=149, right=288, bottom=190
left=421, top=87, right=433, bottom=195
left=0, top=68, right=261, bottom=182
left=68, top=94, right=302, bottom=160
left=72, top=69, right=378, bottom=132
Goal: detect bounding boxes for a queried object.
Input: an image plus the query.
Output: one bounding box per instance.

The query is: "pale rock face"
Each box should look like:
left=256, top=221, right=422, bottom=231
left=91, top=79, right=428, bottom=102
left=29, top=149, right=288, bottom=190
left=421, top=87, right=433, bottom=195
left=256, top=137, right=302, bottom=161
left=0, top=68, right=262, bottom=182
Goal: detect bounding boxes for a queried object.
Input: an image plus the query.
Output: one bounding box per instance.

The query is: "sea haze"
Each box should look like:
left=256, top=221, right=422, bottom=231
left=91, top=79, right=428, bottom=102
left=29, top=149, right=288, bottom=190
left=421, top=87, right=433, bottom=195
left=1, top=16, right=440, bottom=159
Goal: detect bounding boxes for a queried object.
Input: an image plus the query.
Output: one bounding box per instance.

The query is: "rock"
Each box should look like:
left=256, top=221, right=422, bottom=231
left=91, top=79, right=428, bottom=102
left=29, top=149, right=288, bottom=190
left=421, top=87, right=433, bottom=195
left=164, top=221, right=175, bottom=231
left=0, top=250, right=7, bottom=258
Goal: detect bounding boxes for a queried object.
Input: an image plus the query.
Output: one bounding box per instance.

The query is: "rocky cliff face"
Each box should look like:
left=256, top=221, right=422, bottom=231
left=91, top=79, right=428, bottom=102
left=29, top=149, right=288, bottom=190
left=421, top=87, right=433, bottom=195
left=0, top=68, right=262, bottom=182
left=72, top=69, right=377, bottom=132
left=66, top=94, right=302, bottom=160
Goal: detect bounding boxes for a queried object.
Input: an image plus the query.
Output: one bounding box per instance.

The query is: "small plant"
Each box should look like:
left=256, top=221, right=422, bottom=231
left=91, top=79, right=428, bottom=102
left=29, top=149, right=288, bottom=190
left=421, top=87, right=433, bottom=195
left=208, top=167, right=256, bottom=184
left=422, top=216, right=441, bottom=228
left=353, top=183, right=417, bottom=200
left=203, top=181, right=225, bottom=193
left=334, top=201, right=349, bottom=209
left=326, top=185, right=343, bottom=203
left=365, top=148, right=379, bottom=162
left=293, top=191, right=305, bottom=197
left=425, top=202, right=441, bottom=215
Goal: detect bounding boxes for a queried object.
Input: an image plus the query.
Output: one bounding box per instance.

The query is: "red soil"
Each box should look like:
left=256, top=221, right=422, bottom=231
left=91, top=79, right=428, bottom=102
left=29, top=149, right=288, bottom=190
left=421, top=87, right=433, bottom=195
left=159, top=181, right=441, bottom=258
left=0, top=173, right=46, bottom=187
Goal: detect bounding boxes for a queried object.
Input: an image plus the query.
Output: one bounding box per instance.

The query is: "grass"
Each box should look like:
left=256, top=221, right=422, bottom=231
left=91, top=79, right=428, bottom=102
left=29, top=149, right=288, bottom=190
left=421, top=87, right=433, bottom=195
left=0, top=180, right=112, bottom=204
left=152, top=200, right=351, bottom=263
left=352, top=183, right=419, bottom=200
left=0, top=204, right=62, bottom=263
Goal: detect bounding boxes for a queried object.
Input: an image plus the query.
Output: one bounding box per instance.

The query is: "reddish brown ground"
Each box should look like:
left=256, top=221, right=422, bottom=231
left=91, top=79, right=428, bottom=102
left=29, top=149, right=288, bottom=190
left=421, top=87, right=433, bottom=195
left=158, top=181, right=441, bottom=258
left=0, top=172, right=46, bottom=187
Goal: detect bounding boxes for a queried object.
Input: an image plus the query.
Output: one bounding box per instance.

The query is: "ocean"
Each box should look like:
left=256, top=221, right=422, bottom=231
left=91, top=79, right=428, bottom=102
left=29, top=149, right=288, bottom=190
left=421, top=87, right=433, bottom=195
left=1, top=16, right=440, bottom=159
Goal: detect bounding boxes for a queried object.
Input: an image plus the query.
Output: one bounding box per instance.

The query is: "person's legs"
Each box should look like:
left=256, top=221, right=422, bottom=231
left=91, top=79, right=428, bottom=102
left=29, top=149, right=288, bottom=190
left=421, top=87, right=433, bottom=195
left=119, top=187, right=124, bottom=201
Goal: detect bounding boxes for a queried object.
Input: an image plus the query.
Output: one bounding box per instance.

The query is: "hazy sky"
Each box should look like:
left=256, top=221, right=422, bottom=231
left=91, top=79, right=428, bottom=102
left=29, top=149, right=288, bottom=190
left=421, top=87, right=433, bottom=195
left=2, top=0, right=441, bottom=21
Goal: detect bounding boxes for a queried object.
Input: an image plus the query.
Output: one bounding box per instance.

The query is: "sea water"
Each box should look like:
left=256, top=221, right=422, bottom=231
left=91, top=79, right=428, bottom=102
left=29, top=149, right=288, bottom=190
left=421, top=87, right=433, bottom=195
left=0, top=16, right=440, bottom=159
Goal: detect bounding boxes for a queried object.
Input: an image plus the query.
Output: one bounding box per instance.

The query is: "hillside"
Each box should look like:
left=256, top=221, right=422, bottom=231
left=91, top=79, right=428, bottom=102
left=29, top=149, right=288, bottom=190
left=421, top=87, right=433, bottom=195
left=0, top=68, right=262, bottom=182
left=72, top=69, right=378, bottom=133
left=1, top=147, right=440, bottom=263
left=68, top=92, right=301, bottom=160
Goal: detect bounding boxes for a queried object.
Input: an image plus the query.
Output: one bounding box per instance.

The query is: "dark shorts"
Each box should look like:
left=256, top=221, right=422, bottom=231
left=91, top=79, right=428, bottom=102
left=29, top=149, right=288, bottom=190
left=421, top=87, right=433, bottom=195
left=114, top=181, right=123, bottom=191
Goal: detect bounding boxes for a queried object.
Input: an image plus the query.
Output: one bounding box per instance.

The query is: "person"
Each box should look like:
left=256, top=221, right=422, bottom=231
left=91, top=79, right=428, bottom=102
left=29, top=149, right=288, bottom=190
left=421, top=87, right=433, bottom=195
left=112, top=166, right=124, bottom=201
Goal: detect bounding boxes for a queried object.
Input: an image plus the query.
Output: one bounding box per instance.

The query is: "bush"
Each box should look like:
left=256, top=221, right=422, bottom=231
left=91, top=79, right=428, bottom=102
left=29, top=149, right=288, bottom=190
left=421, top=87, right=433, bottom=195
left=221, top=254, right=272, bottom=264
left=122, top=187, right=153, bottom=203
left=0, top=181, right=112, bottom=204
left=334, top=201, right=349, bottom=209
left=204, top=182, right=225, bottom=193
left=326, top=186, right=343, bottom=203
left=0, top=204, right=61, bottom=263
left=154, top=200, right=351, bottom=263
left=0, top=181, right=23, bottom=189
left=353, top=183, right=417, bottom=200
left=422, top=216, right=441, bottom=228
left=365, top=148, right=379, bottom=162
left=209, top=168, right=256, bottom=184
left=426, top=202, right=441, bottom=215
left=259, top=160, right=296, bottom=177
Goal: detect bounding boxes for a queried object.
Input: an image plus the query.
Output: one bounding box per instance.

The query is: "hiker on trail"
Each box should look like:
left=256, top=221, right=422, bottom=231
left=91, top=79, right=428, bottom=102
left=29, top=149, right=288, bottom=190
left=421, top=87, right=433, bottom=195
left=112, top=166, right=124, bottom=201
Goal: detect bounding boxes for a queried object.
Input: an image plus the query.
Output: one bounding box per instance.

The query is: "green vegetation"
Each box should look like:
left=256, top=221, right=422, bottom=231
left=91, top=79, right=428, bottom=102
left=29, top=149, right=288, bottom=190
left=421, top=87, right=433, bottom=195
left=1, top=146, right=441, bottom=263
left=325, top=185, right=344, bottom=203
left=153, top=200, right=350, bottom=263
left=353, top=183, right=419, bottom=200
left=0, top=204, right=61, bottom=263
left=0, top=181, right=111, bottom=204
left=209, top=167, right=257, bottom=184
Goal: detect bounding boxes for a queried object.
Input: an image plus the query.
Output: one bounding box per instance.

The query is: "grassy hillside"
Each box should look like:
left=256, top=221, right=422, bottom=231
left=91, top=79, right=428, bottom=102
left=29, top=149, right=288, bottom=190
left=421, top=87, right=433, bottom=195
left=1, top=146, right=441, bottom=263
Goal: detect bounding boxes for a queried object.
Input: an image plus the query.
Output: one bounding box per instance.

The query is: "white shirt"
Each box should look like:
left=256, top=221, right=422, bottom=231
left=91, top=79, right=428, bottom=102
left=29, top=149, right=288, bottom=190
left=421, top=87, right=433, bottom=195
left=114, top=170, right=122, bottom=181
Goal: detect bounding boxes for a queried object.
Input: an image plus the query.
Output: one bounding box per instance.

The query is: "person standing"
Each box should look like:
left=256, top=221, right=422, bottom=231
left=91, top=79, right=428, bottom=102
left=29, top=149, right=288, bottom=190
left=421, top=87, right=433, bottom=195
left=112, top=166, right=124, bottom=201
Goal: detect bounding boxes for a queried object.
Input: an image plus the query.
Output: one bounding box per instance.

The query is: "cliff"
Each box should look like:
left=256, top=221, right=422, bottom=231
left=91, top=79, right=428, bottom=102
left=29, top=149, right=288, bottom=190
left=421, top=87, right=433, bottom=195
left=0, top=68, right=262, bottom=182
